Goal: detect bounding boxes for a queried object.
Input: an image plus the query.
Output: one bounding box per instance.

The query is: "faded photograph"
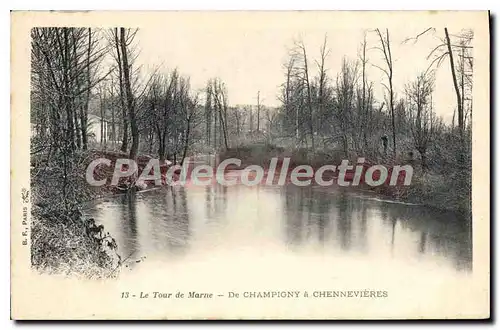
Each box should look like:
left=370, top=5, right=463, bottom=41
left=13, top=11, right=489, bottom=319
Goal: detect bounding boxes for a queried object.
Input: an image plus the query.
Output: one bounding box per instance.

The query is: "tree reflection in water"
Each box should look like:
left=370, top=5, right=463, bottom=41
left=87, top=184, right=472, bottom=273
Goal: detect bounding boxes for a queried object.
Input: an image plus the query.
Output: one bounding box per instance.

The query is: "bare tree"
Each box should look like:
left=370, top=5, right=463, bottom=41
left=404, top=27, right=473, bottom=141
left=98, top=82, right=105, bottom=146
left=373, top=28, right=396, bottom=156
left=179, top=83, right=201, bottom=166
left=210, top=78, right=229, bottom=150
left=112, top=28, right=128, bottom=153
left=107, top=76, right=117, bottom=148
left=119, top=27, right=139, bottom=160
left=444, top=28, right=463, bottom=138
left=231, top=106, right=247, bottom=138
left=205, top=82, right=213, bottom=146
left=315, top=34, right=330, bottom=140
left=279, top=53, right=299, bottom=139
left=256, top=91, right=261, bottom=132
left=358, top=31, right=369, bottom=150
left=405, top=72, right=437, bottom=170
left=294, top=39, right=315, bottom=149
left=31, top=27, right=109, bottom=208
left=334, top=58, right=359, bottom=156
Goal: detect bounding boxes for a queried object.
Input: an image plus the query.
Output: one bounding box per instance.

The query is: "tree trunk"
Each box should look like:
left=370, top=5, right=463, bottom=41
left=157, top=130, right=165, bottom=162
left=445, top=28, right=463, bottom=137
left=110, top=86, right=116, bottom=148
left=180, top=119, right=191, bottom=166
left=418, top=149, right=428, bottom=172
left=390, top=80, right=396, bottom=157
left=257, top=91, right=260, bottom=131
left=82, top=28, right=91, bottom=151
left=213, top=98, right=218, bottom=149
left=61, top=28, right=75, bottom=152
left=74, top=105, right=81, bottom=149
left=301, top=45, right=315, bottom=150
left=361, top=34, right=368, bottom=150
left=120, top=28, right=139, bottom=160
left=220, top=108, right=229, bottom=150
left=148, top=131, right=153, bottom=154
left=115, top=28, right=128, bottom=153
left=100, top=92, right=104, bottom=146
left=70, top=30, right=82, bottom=149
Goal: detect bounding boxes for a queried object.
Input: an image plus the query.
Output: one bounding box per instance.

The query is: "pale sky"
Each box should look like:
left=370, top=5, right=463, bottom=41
left=123, top=12, right=480, bottom=123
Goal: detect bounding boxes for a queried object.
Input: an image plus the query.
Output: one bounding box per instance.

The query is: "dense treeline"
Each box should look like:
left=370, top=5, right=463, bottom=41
left=31, top=27, right=108, bottom=210
left=272, top=28, right=473, bottom=214
left=31, top=27, right=473, bottom=213
left=30, top=27, right=126, bottom=276
left=276, top=30, right=472, bottom=162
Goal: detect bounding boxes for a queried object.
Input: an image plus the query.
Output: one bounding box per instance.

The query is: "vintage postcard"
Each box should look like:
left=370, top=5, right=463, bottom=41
left=11, top=11, right=490, bottom=319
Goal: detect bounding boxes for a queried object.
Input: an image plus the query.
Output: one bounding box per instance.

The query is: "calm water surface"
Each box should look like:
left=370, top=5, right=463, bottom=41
left=85, top=170, right=472, bottom=277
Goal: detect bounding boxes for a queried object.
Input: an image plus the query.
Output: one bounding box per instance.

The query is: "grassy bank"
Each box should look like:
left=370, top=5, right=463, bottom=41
left=219, top=142, right=347, bottom=169
left=31, top=206, right=121, bottom=279
left=219, top=143, right=471, bottom=217
left=404, top=171, right=471, bottom=216
left=31, top=149, right=121, bottom=278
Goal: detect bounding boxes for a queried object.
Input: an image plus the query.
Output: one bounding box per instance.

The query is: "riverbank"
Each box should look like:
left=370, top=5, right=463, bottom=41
left=30, top=144, right=470, bottom=278
left=218, top=143, right=471, bottom=217
left=31, top=147, right=183, bottom=278
left=30, top=149, right=126, bottom=278
left=31, top=205, right=121, bottom=278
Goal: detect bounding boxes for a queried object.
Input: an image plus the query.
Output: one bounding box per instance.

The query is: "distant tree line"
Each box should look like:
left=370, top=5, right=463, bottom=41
left=30, top=27, right=473, bottom=213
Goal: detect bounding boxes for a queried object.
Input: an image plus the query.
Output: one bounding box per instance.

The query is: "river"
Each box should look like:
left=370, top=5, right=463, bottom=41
left=84, top=170, right=475, bottom=317
left=85, top=173, right=472, bottom=273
